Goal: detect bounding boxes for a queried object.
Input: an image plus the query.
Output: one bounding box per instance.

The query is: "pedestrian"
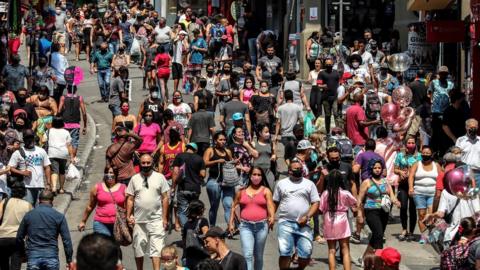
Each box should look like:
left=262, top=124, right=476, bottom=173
left=134, top=109, right=162, bottom=161
left=273, top=159, right=320, bottom=270
left=46, top=116, right=75, bottom=195
left=108, top=66, right=129, bottom=118
left=441, top=91, right=468, bottom=154
left=220, top=89, right=251, bottom=137
left=138, top=86, right=165, bottom=127
left=112, top=101, right=137, bottom=134
left=111, top=44, right=131, bottom=70
left=346, top=93, right=380, bottom=154
left=182, top=200, right=210, bottom=270
left=249, top=80, right=276, bottom=133
left=72, top=233, right=123, bottom=270
left=353, top=139, right=386, bottom=181
left=16, top=190, right=73, bottom=270
left=305, top=31, right=321, bottom=71
left=106, top=126, right=143, bottom=185
left=319, top=170, right=357, bottom=270
left=278, top=72, right=310, bottom=110
left=363, top=247, right=401, bottom=270
left=203, top=226, right=247, bottom=270
left=32, top=57, right=56, bottom=95
left=255, top=44, right=282, bottom=85
left=308, top=59, right=323, bottom=118
left=357, top=159, right=400, bottom=265
left=9, top=88, right=38, bottom=130
left=50, top=43, right=69, bottom=103
left=2, top=55, right=30, bottom=96
left=154, top=45, right=171, bottom=102
left=252, top=124, right=277, bottom=189
left=187, top=29, right=207, bottom=93
left=160, top=245, right=189, bottom=270
left=8, top=129, right=51, bottom=206
left=27, top=86, right=58, bottom=141
left=142, top=35, right=159, bottom=91
left=90, top=42, right=114, bottom=102
left=162, top=109, right=185, bottom=146
left=215, top=63, right=235, bottom=112
left=0, top=180, right=32, bottom=270
left=193, top=78, right=215, bottom=113
left=228, top=167, right=275, bottom=270
left=203, top=131, right=234, bottom=226
left=455, top=118, right=480, bottom=186
left=126, top=154, right=170, bottom=270
left=167, top=91, right=192, bottom=135
left=188, top=98, right=215, bottom=157
left=58, top=85, right=88, bottom=158
left=408, top=145, right=442, bottom=243
left=171, top=30, right=188, bottom=93
left=78, top=165, right=127, bottom=236
left=317, top=58, right=340, bottom=134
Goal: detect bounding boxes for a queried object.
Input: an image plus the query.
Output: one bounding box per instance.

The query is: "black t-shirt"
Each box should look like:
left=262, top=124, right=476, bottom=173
left=409, top=80, right=427, bottom=109
left=182, top=217, right=209, bottom=241
left=443, top=105, right=467, bottom=139
left=143, top=98, right=164, bottom=126
left=220, top=251, right=247, bottom=270
left=194, top=89, right=215, bottom=112
left=244, top=17, right=260, bottom=39
left=319, top=70, right=340, bottom=97
left=172, top=152, right=206, bottom=193
left=326, top=161, right=354, bottom=191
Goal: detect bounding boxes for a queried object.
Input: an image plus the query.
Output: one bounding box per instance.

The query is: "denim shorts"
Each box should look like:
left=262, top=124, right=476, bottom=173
left=67, top=128, right=80, bottom=149
left=277, top=220, right=313, bottom=259
left=413, top=194, right=434, bottom=209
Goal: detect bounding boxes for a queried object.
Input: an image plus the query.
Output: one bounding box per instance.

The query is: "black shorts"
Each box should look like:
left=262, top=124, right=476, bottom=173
left=51, top=158, right=67, bottom=175
left=171, top=62, right=183, bottom=80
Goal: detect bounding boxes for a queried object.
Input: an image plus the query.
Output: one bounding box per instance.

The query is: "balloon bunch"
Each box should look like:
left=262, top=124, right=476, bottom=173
left=444, top=165, right=479, bottom=199
left=380, top=85, right=415, bottom=136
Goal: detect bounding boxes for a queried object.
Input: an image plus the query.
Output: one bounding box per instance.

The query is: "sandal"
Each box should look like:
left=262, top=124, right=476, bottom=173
left=314, top=235, right=326, bottom=244
left=58, top=189, right=65, bottom=194
left=398, top=232, right=407, bottom=241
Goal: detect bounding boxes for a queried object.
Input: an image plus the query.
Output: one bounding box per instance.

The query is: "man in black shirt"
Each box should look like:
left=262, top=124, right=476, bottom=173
left=318, top=58, right=340, bottom=134
left=172, top=143, right=206, bottom=226
left=203, top=227, right=247, bottom=270
left=194, top=78, right=215, bottom=112
left=408, top=69, right=427, bottom=110
left=188, top=99, right=215, bottom=156
left=316, top=146, right=355, bottom=194
left=442, top=91, right=469, bottom=155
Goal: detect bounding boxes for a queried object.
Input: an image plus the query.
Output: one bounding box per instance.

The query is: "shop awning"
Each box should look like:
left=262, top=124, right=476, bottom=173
left=407, top=0, right=454, bottom=11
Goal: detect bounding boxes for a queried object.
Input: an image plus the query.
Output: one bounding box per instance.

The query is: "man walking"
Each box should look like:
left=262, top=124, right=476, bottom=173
left=188, top=99, right=215, bottom=156
left=90, top=42, right=114, bottom=102
left=16, top=190, right=73, bottom=270
left=126, top=154, right=170, bottom=270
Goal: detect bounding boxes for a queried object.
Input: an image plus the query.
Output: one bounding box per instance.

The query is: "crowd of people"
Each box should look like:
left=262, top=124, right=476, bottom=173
left=0, top=1, right=479, bottom=270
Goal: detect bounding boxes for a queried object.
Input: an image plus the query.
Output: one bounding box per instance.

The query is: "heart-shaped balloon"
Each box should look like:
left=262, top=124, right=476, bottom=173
left=380, top=103, right=399, bottom=125
left=444, top=165, right=477, bottom=198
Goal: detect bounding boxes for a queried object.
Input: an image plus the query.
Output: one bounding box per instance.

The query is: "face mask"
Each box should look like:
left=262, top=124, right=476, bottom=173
left=104, top=174, right=115, bottom=181
left=17, top=96, right=26, bottom=104
left=121, top=107, right=129, bottom=113
left=101, top=48, right=107, bottom=53
left=325, top=65, right=333, bottom=70
left=468, top=128, right=477, bottom=138
left=207, top=70, right=214, bottom=75
left=243, top=68, right=251, bottom=73
left=174, top=97, right=182, bottom=102
left=421, top=155, right=432, bottom=161
left=352, top=62, right=360, bottom=68
left=260, top=87, right=269, bottom=93
left=267, top=54, right=274, bottom=59
left=161, top=261, right=176, bottom=270
left=56, top=10, right=61, bottom=15
left=250, top=175, right=262, bottom=185
left=140, top=165, right=152, bottom=174
left=0, top=121, right=7, bottom=129
left=144, top=116, right=153, bottom=122
left=406, top=144, right=416, bottom=152
left=290, top=169, right=303, bottom=180
left=262, top=132, right=271, bottom=140
left=39, top=61, right=47, bottom=67
left=119, top=48, right=125, bottom=53
left=15, top=123, right=25, bottom=130
left=329, top=160, right=340, bottom=168
left=223, top=69, right=231, bottom=74
left=151, top=91, right=159, bottom=99
left=24, top=138, right=35, bottom=149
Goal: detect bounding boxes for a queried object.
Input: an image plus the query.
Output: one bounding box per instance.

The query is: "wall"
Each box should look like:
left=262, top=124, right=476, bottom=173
left=394, top=0, right=419, bottom=51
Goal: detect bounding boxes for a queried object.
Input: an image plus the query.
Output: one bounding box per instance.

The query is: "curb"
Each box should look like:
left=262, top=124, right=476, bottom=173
left=53, top=113, right=97, bottom=214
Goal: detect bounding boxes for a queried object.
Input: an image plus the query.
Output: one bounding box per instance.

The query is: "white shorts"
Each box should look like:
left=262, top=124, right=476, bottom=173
left=132, top=220, right=166, bottom=257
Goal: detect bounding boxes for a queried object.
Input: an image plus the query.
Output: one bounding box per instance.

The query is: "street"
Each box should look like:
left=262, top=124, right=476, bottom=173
left=54, top=53, right=440, bottom=270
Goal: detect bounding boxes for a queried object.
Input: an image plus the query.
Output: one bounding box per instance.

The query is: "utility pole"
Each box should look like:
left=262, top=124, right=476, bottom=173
left=331, top=0, right=351, bottom=35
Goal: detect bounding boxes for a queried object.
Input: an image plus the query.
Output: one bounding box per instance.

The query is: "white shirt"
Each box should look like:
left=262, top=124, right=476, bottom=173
left=8, top=146, right=51, bottom=188
left=455, top=135, right=480, bottom=169
left=50, top=52, right=69, bottom=85
left=154, top=25, right=171, bottom=44
left=353, top=50, right=374, bottom=70
left=46, top=128, right=72, bottom=159
left=167, top=103, right=192, bottom=129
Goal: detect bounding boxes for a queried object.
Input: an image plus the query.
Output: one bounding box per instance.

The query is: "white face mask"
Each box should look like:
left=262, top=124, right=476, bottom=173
left=352, top=62, right=360, bottom=68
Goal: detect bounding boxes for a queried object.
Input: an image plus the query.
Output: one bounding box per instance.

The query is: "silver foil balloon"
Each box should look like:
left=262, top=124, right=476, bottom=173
left=392, top=85, right=413, bottom=107
left=387, top=53, right=412, bottom=72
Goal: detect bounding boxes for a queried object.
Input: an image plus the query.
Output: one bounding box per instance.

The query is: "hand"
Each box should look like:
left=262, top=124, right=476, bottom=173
left=306, top=107, right=312, bottom=112
left=394, top=200, right=401, bottom=208
left=408, top=188, right=415, bottom=197
left=268, top=217, right=275, bottom=230
left=70, top=157, right=76, bottom=165
left=227, top=222, right=235, bottom=234
left=127, top=215, right=135, bottom=226
left=78, top=221, right=86, bottom=231
left=400, top=170, right=408, bottom=179
left=163, top=219, right=168, bottom=230
left=270, top=154, right=277, bottom=161
left=25, top=170, right=32, bottom=177
left=82, top=128, right=87, bottom=135
left=89, top=68, right=95, bottom=74
left=297, top=215, right=308, bottom=227
left=321, top=168, right=329, bottom=176
left=423, top=214, right=433, bottom=224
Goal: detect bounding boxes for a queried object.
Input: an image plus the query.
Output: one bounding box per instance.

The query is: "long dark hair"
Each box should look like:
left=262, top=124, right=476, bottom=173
left=325, top=170, right=345, bottom=220
left=248, top=166, right=270, bottom=190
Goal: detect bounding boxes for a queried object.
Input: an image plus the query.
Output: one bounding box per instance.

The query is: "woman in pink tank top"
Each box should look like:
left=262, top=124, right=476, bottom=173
left=78, top=165, right=127, bottom=237
left=228, top=167, right=275, bottom=270
left=240, top=77, right=256, bottom=104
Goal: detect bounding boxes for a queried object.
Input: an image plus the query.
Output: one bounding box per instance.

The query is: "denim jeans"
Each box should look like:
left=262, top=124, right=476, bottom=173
left=93, top=221, right=114, bottom=236
left=123, top=36, right=133, bottom=52
left=108, top=104, right=121, bottom=117
left=27, top=257, right=59, bottom=270
left=239, top=220, right=268, bottom=270
left=277, top=220, right=313, bottom=259
left=159, top=42, right=171, bottom=54
left=206, top=179, right=235, bottom=226
left=248, top=38, right=257, bottom=67
left=109, top=40, right=119, bottom=54
left=24, top=188, right=43, bottom=207
left=97, top=69, right=111, bottom=100
left=176, top=190, right=200, bottom=226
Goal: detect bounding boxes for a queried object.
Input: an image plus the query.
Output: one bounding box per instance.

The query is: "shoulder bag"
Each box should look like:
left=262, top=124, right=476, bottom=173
left=370, top=179, right=392, bottom=213
left=107, top=185, right=132, bottom=246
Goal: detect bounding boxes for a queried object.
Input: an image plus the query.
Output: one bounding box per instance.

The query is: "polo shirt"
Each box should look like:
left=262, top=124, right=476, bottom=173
left=456, top=135, right=480, bottom=170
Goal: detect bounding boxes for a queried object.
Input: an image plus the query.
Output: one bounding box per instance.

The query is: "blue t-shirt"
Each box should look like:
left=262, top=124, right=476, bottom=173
left=394, top=152, right=422, bottom=169
left=429, top=79, right=454, bottom=114
left=190, top=38, right=207, bottom=65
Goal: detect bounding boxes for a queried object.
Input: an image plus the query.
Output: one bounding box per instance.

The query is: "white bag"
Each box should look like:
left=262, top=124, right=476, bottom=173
left=66, top=164, right=81, bottom=181
left=130, top=38, right=141, bottom=56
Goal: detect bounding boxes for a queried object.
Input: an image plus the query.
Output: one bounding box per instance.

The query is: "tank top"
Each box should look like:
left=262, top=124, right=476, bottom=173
left=253, top=142, right=271, bottom=170
left=239, top=187, right=268, bottom=222
left=309, top=39, right=321, bottom=60
left=209, top=147, right=229, bottom=180
left=242, top=88, right=254, bottom=103
left=62, top=94, right=81, bottom=124
left=206, top=76, right=216, bottom=95
left=94, top=183, right=126, bottom=224
left=414, top=162, right=438, bottom=196
left=145, top=45, right=157, bottom=66
left=162, top=142, right=185, bottom=179
left=364, top=178, right=388, bottom=209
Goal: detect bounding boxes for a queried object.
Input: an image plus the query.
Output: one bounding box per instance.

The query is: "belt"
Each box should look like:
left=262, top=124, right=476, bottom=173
left=241, top=219, right=267, bottom=224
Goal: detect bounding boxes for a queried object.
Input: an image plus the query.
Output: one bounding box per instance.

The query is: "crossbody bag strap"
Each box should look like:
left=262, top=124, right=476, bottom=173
left=370, top=179, right=386, bottom=197
left=0, top=197, right=10, bottom=225
left=106, top=185, right=120, bottom=212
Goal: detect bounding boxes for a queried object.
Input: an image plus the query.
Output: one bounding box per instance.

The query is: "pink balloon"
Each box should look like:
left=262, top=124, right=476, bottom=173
left=392, top=86, right=413, bottom=107
left=380, top=103, right=399, bottom=124
left=444, top=165, right=475, bottom=197
left=73, top=66, right=84, bottom=86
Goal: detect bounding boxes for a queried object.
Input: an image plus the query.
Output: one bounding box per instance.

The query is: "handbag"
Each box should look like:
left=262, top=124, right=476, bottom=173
left=370, top=179, right=392, bottom=213
left=107, top=186, right=132, bottom=246
left=219, top=161, right=241, bottom=187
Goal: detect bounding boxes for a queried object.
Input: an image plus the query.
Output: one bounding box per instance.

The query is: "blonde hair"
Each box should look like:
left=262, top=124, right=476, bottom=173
left=309, top=131, right=325, bottom=150
left=161, top=245, right=178, bottom=258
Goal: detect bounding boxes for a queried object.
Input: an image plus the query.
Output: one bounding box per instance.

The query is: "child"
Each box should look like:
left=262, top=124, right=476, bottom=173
left=182, top=200, right=210, bottom=269
left=319, top=170, right=357, bottom=270
left=160, top=245, right=189, bottom=270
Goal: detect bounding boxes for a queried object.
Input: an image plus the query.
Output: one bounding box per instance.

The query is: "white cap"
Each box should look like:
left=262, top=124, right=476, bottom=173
left=179, top=30, right=188, bottom=36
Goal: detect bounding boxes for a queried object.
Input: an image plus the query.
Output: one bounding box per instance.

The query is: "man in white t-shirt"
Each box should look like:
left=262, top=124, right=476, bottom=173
left=154, top=17, right=172, bottom=53
left=8, top=129, right=51, bottom=206
left=455, top=118, right=480, bottom=186
left=353, top=39, right=374, bottom=82
left=171, top=31, right=188, bottom=92
left=126, top=154, right=170, bottom=270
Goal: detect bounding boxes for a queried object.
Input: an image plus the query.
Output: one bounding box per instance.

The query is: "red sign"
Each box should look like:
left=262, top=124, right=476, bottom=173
left=426, top=21, right=465, bottom=43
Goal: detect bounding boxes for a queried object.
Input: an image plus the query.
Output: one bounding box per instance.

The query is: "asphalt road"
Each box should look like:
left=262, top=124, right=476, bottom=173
left=54, top=51, right=440, bottom=270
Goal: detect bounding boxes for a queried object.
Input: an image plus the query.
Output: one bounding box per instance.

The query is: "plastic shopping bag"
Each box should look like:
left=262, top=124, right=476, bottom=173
left=130, top=38, right=141, bottom=56
left=304, top=111, right=316, bottom=137
left=66, top=164, right=81, bottom=181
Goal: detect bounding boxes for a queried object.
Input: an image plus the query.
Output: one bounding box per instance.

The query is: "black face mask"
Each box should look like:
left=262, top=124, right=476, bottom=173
left=24, top=138, right=35, bottom=149
left=0, top=121, right=7, bottom=129
left=101, top=48, right=107, bottom=53
left=207, top=70, right=214, bottom=75
left=223, top=69, right=231, bottom=74
left=17, top=97, right=26, bottom=104
left=290, top=169, right=303, bottom=179
left=468, top=128, right=478, bottom=138
left=325, top=65, right=333, bottom=71
left=39, top=61, right=47, bottom=67
left=422, top=155, right=432, bottom=161
left=140, top=165, right=152, bottom=174
left=329, top=160, right=340, bottom=168
left=15, top=123, right=24, bottom=130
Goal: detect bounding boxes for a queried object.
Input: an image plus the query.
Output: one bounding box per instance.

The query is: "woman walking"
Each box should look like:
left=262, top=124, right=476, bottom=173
left=228, top=167, right=275, bottom=270
left=357, top=160, right=400, bottom=263
left=252, top=124, right=276, bottom=189
left=319, top=170, right=357, bottom=270
left=408, top=145, right=442, bottom=243
left=154, top=46, right=171, bottom=102
left=78, top=166, right=127, bottom=236
left=305, top=31, right=321, bottom=71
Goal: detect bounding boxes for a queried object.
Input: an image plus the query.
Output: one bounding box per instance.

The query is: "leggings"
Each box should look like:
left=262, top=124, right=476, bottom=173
left=365, top=208, right=388, bottom=249
left=397, top=186, right=417, bottom=234
left=309, top=85, right=322, bottom=118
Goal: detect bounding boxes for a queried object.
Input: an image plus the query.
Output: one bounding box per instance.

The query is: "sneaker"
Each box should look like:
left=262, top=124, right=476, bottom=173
left=419, top=235, right=427, bottom=244
left=398, top=232, right=407, bottom=241
left=355, top=257, right=364, bottom=267
left=407, top=234, right=416, bottom=242
left=350, top=232, right=361, bottom=244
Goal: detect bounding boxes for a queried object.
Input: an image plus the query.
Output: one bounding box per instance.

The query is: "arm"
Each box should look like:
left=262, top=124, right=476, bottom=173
left=442, top=124, right=457, bottom=143
left=265, top=189, right=275, bottom=229
left=137, top=102, right=144, bottom=124
left=203, top=148, right=222, bottom=167
left=357, top=180, right=369, bottom=208
left=126, top=194, right=135, bottom=225
left=408, top=163, right=418, bottom=196
left=44, top=165, right=52, bottom=188
left=60, top=217, right=74, bottom=264
left=300, top=85, right=311, bottom=110
left=274, top=118, right=281, bottom=142
left=193, top=95, right=199, bottom=112
left=244, top=112, right=252, bottom=137
left=219, top=114, right=225, bottom=131
left=161, top=191, right=169, bottom=229
left=243, top=141, right=258, bottom=158
left=57, top=96, right=65, bottom=116
left=78, top=186, right=98, bottom=230
left=228, top=191, right=241, bottom=232
left=255, top=65, right=262, bottom=81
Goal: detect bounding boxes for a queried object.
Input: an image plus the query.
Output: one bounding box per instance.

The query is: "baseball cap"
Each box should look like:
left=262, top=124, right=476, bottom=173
left=202, top=226, right=226, bottom=239
left=297, top=139, right=315, bottom=150
left=375, top=247, right=401, bottom=266
left=221, top=35, right=228, bottom=40
left=438, top=65, right=449, bottom=73
left=232, top=112, right=244, bottom=121
left=179, top=30, right=188, bottom=36
left=186, top=142, right=198, bottom=151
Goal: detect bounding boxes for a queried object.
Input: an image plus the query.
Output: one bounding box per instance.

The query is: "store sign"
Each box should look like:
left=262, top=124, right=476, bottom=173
left=426, top=21, right=464, bottom=43
left=406, top=22, right=438, bottom=80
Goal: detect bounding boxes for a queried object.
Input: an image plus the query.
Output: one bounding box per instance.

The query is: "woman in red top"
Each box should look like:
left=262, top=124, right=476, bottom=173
left=228, top=167, right=275, bottom=270
left=154, top=46, right=171, bottom=103
left=78, top=165, right=127, bottom=237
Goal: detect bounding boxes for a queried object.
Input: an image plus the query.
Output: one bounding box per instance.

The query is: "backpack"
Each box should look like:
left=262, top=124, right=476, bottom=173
left=220, top=161, right=242, bottom=187
left=184, top=219, right=204, bottom=249
left=211, top=24, right=225, bottom=43
left=440, top=236, right=480, bottom=270
left=328, top=136, right=353, bottom=160
left=365, top=90, right=381, bottom=120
